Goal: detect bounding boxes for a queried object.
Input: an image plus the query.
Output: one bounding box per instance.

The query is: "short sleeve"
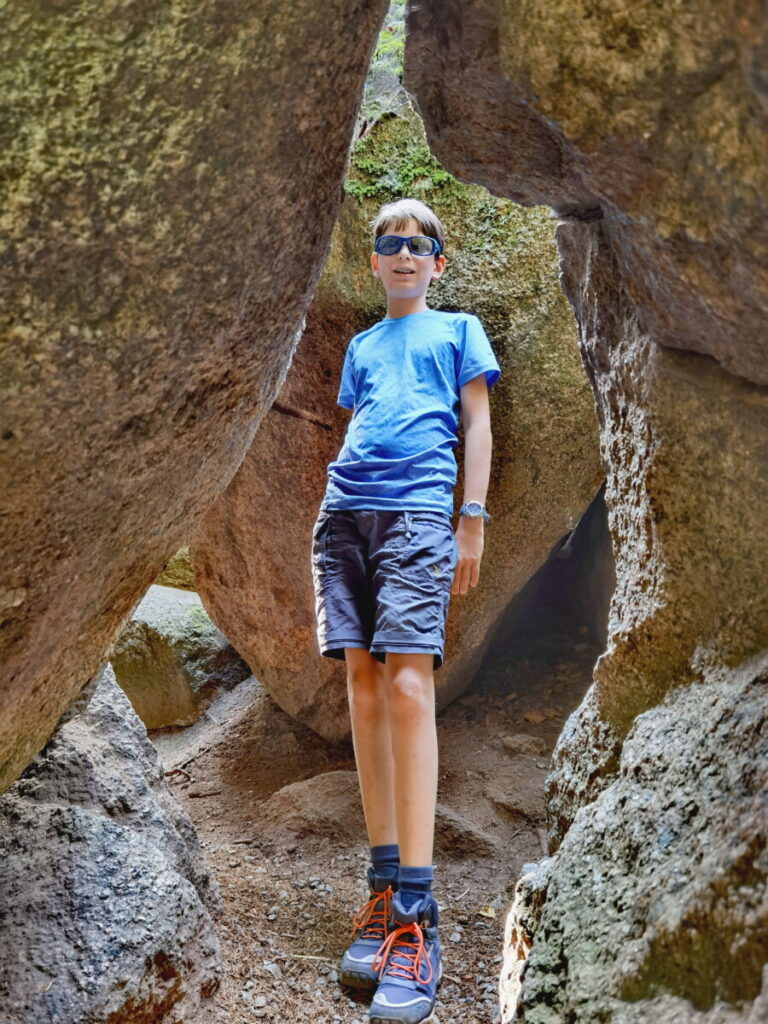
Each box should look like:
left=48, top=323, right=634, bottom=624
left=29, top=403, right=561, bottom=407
left=456, top=315, right=501, bottom=389
left=337, top=342, right=357, bottom=409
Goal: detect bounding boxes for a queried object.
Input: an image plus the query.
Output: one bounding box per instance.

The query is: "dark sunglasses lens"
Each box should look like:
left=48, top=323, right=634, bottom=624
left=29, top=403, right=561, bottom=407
left=409, top=236, right=435, bottom=255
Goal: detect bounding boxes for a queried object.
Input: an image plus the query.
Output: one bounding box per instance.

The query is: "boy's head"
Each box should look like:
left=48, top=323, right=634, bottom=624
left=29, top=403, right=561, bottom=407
left=371, top=197, right=446, bottom=255
left=370, top=198, right=447, bottom=307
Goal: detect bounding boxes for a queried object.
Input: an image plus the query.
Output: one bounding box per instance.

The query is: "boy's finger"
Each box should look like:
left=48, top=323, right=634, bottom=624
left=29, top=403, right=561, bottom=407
left=452, top=561, right=467, bottom=594
left=459, top=563, right=471, bottom=594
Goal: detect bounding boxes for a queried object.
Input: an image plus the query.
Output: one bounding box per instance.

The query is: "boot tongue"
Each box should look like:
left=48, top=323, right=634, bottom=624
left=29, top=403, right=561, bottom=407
left=392, top=893, right=427, bottom=926
left=367, top=866, right=397, bottom=893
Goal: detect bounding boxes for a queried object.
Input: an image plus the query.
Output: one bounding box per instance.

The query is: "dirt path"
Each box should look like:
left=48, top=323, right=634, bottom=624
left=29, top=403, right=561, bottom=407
left=153, top=623, right=597, bottom=1024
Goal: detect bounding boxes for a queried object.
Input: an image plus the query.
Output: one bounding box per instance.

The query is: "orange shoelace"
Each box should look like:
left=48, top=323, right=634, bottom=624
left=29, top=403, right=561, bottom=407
left=371, top=920, right=433, bottom=985
left=349, top=885, right=394, bottom=941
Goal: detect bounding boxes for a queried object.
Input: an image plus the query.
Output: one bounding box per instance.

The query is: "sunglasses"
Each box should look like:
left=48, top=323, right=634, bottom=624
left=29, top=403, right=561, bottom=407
left=374, top=234, right=441, bottom=257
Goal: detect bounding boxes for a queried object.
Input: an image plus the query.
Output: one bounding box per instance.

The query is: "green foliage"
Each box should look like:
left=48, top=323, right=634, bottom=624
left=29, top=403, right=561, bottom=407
left=345, top=117, right=461, bottom=202
left=360, top=0, right=407, bottom=126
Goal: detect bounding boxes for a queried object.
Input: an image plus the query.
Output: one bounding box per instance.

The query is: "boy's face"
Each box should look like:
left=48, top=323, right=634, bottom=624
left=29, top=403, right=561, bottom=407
left=371, top=216, right=446, bottom=301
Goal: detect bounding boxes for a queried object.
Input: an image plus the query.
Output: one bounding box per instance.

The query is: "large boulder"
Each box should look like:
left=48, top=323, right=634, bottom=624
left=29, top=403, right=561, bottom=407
left=0, top=664, right=221, bottom=1023
left=110, top=584, right=250, bottom=729
left=192, top=105, right=602, bottom=739
left=506, top=657, right=768, bottom=1022
left=404, top=1, right=768, bottom=1018
left=0, top=0, right=389, bottom=793
left=405, top=0, right=766, bottom=384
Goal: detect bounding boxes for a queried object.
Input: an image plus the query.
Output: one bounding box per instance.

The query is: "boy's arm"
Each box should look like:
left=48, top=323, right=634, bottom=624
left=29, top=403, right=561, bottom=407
left=453, top=373, right=492, bottom=596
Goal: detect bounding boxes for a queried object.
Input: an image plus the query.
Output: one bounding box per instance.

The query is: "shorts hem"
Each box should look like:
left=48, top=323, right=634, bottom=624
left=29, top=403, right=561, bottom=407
left=370, top=640, right=445, bottom=671
left=320, top=638, right=368, bottom=662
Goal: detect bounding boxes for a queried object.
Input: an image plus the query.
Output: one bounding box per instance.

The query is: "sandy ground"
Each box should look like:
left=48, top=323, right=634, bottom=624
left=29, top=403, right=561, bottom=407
left=153, top=619, right=598, bottom=1024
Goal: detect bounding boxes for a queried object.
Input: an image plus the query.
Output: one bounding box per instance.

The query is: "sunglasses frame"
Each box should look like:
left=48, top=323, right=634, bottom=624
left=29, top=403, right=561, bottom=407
left=374, top=234, right=442, bottom=257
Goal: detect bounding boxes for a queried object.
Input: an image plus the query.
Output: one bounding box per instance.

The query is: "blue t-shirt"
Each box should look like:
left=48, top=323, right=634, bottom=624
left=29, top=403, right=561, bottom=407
left=322, top=309, right=500, bottom=513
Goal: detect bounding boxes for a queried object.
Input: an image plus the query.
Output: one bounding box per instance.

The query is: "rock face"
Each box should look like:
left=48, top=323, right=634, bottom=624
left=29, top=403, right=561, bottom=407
left=193, top=106, right=602, bottom=739
left=0, top=664, right=221, bottom=1023
left=110, top=584, right=251, bottom=729
left=0, top=0, right=389, bottom=793
left=511, top=658, right=768, bottom=1023
left=405, top=1, right=768, bottom=1018
left=155, top=547, right=196, bottom=592
left=499, top=859, right=555, bottom=1024
left=406, top=0, right=767, bottom=385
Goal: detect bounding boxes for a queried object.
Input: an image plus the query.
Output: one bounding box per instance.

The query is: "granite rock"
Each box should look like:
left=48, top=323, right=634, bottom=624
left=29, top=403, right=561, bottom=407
left=110, top=584, right=250, bottom=729
left=0, top=0, right=389, bottom=793
left=0, top=664, right=221, bottom=1023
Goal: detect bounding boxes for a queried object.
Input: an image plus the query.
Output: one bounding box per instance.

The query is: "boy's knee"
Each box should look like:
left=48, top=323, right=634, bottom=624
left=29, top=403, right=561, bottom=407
left=387, top=667, right=433, bottom=720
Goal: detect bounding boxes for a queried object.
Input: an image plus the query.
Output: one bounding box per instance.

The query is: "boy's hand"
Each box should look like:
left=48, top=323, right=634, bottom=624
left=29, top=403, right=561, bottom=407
left=451, top=516, right=484, bottom=595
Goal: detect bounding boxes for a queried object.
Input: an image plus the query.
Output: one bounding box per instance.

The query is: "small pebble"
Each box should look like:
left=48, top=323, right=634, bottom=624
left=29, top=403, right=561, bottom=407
left=449, top=931, right=462, bottom=943
left=253, top=995, right=267, bottom=1007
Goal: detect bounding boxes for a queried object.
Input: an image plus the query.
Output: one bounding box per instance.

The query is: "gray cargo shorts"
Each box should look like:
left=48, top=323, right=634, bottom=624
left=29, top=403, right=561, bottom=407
left=311, top=508, right=458, bottom=669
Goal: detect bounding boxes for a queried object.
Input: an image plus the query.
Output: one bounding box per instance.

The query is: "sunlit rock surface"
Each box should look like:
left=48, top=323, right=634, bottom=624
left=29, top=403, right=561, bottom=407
left=0, top=0, right=389, bottom=793
left=0, top=665, right=221, bottom=1023
left=110, top=584, right=250, bottom=729
left=155, top=547, right=196, bottom=591
left=192, top=108, right=601, bottom=739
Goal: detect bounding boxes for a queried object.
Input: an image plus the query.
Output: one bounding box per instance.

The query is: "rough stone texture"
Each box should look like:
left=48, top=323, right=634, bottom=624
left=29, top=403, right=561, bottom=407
left=110, top=584, right=250, bottom=729
left=193, top=106, right=601, bottom=739
left=544, top=686, right=623, bottom=851
left=559, top=224, right=768, bottom=740
left=0, top=664, right=221, bottom=1023
left=511, top=658, right=768, bottom=1023
left=406, top=0, right=767, bottom=385
left=155, top=547, right=195, bottom=591
left=499, top=859, right=555, bottom=1024
left=0, top=0, right=389, bottom=794
left=405, top=2, right=768, bottom=1017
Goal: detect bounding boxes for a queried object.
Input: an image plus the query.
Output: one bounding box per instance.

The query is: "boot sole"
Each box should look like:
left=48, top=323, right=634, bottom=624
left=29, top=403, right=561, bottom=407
left=369, top=1007, right=437, bottom=1024
left=368, top=964, right=442, bottom=1023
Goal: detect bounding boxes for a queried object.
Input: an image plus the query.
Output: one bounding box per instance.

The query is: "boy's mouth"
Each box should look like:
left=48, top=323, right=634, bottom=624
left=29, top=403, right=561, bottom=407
left=394, top=269, right=414, bottom=275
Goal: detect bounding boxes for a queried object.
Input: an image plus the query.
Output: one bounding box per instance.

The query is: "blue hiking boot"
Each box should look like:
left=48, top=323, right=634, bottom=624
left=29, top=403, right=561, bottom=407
left=369, top=892, right=441, bottom=1024
left=339, top=869, right=396, bottom=989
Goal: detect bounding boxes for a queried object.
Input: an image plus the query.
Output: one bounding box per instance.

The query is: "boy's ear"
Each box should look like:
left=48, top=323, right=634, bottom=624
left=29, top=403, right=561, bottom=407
left=431, top=254, right=447, bottom=280
left=371, top=252, right=380, bottom=278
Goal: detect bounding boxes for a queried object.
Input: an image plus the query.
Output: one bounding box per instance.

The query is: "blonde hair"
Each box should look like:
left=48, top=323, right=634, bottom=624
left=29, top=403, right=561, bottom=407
left=370, top=197, right=446, bottom=254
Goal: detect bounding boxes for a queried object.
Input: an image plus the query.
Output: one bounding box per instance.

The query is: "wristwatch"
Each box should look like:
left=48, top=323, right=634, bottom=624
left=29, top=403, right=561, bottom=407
left=459, top=501, right=490, bottom=523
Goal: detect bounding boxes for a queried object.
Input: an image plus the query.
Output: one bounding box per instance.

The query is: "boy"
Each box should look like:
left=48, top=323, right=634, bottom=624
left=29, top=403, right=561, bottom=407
left=311, top=197, right=499, bottom=1024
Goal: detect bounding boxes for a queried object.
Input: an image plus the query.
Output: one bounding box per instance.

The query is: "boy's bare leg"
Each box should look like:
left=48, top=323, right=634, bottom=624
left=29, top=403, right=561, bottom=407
left=345, top=647, right=397, bottom=846
left=384, top=651, right=438, bottom=866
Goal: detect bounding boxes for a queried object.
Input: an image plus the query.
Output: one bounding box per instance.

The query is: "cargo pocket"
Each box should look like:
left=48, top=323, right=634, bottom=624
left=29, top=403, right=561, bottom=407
left=394, top=513, right=456, bottom=634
